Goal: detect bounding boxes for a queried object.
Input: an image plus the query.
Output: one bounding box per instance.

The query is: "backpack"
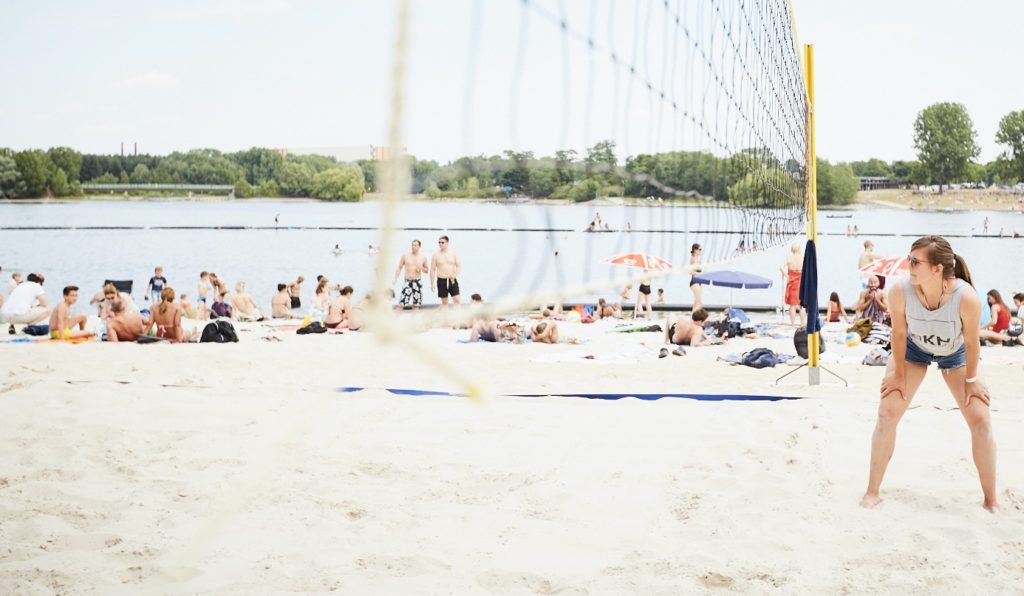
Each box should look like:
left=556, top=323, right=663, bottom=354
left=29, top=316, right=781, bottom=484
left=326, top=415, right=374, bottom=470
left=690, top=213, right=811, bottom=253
left=200, top=320, right=239, bottom=343
left=211, top=301, right=232, bottom=318
left=793, top=328, right=826, bottom=358
left=297, top=321, right=327, bottom=335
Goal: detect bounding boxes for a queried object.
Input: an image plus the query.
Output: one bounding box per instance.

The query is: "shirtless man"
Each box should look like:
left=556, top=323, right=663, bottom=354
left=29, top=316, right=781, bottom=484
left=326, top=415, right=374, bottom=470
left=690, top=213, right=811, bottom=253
left=197, top=271, right=212, bottom=319
left=780, top=242, right=805, bottom=326
left=106, top=299, right=145, bottom=342
left=288, top=276, right=305, bottom=310
left=430, top=235, right=461, bottom=308
left=854, top=275, right=890, bottom=324
left=231, top=281, right=263, bottom=322
left=660, top=308, right=715, bottom=356
left=49, top=286, right=91, bottom=340
left=858, top=240, right=883, bottom=269
left=393, top=239, right=428, bottom=311
left=271, top=283, right=292, bottom=318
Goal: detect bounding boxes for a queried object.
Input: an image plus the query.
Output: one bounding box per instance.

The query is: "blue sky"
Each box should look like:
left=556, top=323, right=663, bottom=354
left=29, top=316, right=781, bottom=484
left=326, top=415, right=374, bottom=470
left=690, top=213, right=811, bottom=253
left=1, top=0, right=1020, bottom=164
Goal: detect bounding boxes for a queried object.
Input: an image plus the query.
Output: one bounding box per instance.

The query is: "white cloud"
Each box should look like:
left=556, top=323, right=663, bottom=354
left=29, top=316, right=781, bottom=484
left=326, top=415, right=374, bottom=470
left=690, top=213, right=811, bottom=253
left=114, top=71, right=179, bottom=89
left=160, top=0, right=292, bottom=20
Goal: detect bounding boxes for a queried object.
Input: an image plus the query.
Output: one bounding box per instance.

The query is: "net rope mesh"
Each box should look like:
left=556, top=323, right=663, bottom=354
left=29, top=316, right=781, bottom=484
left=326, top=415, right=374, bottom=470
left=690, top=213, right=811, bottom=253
left=367, top=0, right=807, bottom=393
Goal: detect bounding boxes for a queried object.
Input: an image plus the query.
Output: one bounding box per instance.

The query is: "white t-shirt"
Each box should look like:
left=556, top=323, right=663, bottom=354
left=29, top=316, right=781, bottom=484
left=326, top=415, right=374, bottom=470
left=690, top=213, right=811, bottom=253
left=1, top=281, right=44, bottom=316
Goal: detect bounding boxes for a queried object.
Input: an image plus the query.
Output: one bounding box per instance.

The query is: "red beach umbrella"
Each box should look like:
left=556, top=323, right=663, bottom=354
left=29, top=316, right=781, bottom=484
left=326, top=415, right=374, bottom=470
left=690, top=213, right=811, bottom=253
left=602, top=252, right=674, bottom=272
left=859, top=255, right=910, bottom=278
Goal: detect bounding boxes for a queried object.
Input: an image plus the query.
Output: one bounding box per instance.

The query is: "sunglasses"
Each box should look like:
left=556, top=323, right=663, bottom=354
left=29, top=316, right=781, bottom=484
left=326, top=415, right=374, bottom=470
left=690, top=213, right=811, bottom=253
left=908, top=256, right=931, bottom=267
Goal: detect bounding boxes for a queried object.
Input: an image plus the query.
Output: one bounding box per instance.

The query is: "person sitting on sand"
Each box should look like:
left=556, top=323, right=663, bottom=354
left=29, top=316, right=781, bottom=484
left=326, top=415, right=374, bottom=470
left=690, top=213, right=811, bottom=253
left=828, top=291, right=851, bottom=324
left=48, top=285, right=92, bottom=340
left=230, top=282, right=263, bottom=322
left=1, top=272, right=49, bottom=330
left=325, top=286, right=354, bottom=329
left=272, top=284, right=292, bottom=318
left=978, top=289, right=1013, bottom=345
left=150, top=287, right=198, bottom=343
left=854, top=275, right=889, bottom=325
left=106, top=299, right=145, bottom=343
left=661, top=308, right=718, bottom=356
left=593, top=296, right=614, bottom=319
left=347, top=289, right=395, bottom=332
left=1014, top=292, right=1024, bottom=318
left=96, top=283, right=138, bottom=319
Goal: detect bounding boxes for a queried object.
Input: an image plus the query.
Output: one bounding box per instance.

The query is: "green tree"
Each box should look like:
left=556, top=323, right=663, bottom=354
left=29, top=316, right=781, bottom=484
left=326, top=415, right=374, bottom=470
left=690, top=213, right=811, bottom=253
left=47, top=147, right=82, bottom=182
left=527, top=166, right=558, bottom=197
left=424, top=180, right=441, bottom=199
left=89, top=172, right=118, bottom=184
left=357, top=160, right=378, bottom=193
left=850, top=158, right=892, bottom=178
left=569, top=178, right=606, bottom=202
left=995, top=110, right=1024, bottom=181
left=311, top=166, right=365, bottom=201
left=584, top=140, right=617, bottom=184
left=828, top=163, right=858, bottom=205
left=129, top=163, right=152, bottom=184
left=913, top=102, right=980, bottom=193
left=278, top=161, right=315, bottom=197
left=234, top=178, right=256, bottom=198
left=909, top=161, right=931, bottom=186
left=13, top=150, right=52, bottom=196
left=890, top=160, right=915, bottom=183
left=50, top=168, right=70, bottom=196
left=0, top=153, right=25, bottom=198
left=233, top=147, right=284, bottom=185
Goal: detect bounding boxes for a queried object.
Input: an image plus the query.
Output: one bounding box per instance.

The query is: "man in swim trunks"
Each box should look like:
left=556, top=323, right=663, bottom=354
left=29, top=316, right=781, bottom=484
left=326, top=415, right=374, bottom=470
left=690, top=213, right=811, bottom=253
left=393, top=239, right=428, bottom=311
left=661, top=308, right=715, bottom=356
left=49, top=285, right=91, bottom=340
left=780, top=242, right=805, bottom=326
left=288, top=276, right=304, bottom=309
left=430, top=235, right=461, bottom=309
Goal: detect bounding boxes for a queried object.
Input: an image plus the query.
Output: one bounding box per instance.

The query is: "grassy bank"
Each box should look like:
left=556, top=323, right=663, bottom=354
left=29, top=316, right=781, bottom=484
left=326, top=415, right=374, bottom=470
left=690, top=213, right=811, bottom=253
left=857, top=188, right=1024, bottom=211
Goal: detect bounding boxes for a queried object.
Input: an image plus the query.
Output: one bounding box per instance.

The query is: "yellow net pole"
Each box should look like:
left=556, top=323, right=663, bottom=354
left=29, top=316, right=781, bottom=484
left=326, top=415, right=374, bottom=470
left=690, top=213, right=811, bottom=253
left=804, top=43, right=820, bottom=378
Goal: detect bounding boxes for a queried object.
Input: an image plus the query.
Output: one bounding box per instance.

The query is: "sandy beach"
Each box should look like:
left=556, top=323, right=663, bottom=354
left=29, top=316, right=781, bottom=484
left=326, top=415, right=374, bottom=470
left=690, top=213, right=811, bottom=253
left=1, top=318, right=1023, bottom=594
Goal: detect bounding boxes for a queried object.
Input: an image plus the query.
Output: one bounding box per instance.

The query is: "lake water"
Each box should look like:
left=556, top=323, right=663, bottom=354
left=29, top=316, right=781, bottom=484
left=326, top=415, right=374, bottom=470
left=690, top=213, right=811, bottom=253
left=1, top=199, right=1022, bottom=313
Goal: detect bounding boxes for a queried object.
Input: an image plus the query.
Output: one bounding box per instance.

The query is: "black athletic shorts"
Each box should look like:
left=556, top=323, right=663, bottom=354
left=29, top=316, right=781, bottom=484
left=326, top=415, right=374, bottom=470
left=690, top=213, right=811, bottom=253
left=638, top=284, right=652, bottom=295
left=438, top=277, right=460, bottom=299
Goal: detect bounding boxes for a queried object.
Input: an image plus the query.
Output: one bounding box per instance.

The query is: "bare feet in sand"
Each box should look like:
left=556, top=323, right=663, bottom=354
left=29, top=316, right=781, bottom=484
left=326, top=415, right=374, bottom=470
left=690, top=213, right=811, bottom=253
left=983, top=500, right=999, bottom=513
left=859, top=493, right=882, bottom=508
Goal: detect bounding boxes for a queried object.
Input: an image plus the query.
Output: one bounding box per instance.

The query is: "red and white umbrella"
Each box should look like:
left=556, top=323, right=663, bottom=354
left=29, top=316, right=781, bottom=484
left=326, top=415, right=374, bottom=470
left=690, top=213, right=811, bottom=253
left=859, top=255, right=909, bottom=278
left=602, top=252, right=674, bottom=272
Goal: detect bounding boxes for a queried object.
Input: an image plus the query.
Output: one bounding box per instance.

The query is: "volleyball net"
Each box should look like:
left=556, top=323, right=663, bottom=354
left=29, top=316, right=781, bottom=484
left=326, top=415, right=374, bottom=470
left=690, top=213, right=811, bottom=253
left=366, top=0, right=808, bottom=379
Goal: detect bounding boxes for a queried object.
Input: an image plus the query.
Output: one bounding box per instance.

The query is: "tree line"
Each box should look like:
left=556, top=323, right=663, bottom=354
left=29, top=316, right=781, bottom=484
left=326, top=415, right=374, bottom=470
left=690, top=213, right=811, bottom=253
left=0, top=147, right=366, bottom=201
left=2, top=105, right=1019, bottom=203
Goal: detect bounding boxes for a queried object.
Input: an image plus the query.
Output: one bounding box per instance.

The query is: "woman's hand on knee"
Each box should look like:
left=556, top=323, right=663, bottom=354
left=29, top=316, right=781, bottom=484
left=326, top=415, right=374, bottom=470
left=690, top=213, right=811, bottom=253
left=965, top=378, right=990, bottom=407
left=880, top=370, right=906, bottom=400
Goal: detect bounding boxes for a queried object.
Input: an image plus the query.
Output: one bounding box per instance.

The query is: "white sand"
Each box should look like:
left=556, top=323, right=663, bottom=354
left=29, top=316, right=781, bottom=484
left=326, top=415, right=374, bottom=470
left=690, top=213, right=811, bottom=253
left=1, top=319, right=1023, bottom=594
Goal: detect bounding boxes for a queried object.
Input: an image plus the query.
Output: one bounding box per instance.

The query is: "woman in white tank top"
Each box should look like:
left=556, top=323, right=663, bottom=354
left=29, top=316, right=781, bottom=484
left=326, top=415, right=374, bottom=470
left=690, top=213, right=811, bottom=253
left=860, top=235, right=998, bottom=512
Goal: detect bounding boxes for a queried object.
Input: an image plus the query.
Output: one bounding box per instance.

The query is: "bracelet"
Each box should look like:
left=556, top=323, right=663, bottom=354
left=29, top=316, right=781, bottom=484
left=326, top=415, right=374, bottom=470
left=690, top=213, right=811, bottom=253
left=965, top=376, right=978, bottom=383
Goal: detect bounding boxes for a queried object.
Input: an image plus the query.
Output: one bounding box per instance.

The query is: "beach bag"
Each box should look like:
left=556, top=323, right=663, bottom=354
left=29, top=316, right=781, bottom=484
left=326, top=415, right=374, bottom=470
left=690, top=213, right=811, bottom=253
left=296, top=321, right=327, bottom=335
left=23, top=324, right=50, bottom=336
left=847, top=318, right=872, bottom=341
left=1008, top=317, right=1023, bottom=338
left=793, top=328, right=825, bottom=358
left=200, top=320, right=239, bottom=343
left=211, top=301, right=232, bottom=318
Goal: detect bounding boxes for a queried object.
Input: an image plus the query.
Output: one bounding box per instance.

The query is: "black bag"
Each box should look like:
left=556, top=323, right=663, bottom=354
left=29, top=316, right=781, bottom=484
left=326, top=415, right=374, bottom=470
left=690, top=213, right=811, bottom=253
left=793, top=328, right=825, bottom=359
left=23, top=324, right=50, bottom=336
left=297, top=321, right=327, bottom=335
left=1008, top=317, right=1023, bottom=338
left=200, top=320, right=239, bottom=343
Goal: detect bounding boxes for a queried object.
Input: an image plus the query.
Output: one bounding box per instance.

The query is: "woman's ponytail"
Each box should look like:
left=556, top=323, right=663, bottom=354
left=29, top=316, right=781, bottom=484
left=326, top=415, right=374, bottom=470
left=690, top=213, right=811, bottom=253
left=952, top=253, right=973, bottom=287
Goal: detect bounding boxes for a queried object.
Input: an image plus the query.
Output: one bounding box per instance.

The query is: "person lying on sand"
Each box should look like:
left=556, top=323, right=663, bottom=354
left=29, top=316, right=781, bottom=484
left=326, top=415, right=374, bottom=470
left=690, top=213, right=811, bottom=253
left=527, top=320, right=559, bottom=344
left=469, top=320, right=526, bottom=343
left=661, top=308, right=720, bottom=356
left=107, top=299, right=145, bottom=343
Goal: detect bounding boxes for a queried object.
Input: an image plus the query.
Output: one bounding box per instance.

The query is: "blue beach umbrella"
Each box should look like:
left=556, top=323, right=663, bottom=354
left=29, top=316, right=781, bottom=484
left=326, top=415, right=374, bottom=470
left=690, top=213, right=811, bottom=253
left=691, top=270, right=773, bottom=289
left=691, top=270, right=773, bottom=308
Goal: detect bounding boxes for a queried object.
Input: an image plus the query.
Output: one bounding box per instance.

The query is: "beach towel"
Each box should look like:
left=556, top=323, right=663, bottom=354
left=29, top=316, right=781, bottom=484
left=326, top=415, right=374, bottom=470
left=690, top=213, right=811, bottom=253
left=798, top=239, right=821, bottom=333
left=864, top=322, right=892, bottom=345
